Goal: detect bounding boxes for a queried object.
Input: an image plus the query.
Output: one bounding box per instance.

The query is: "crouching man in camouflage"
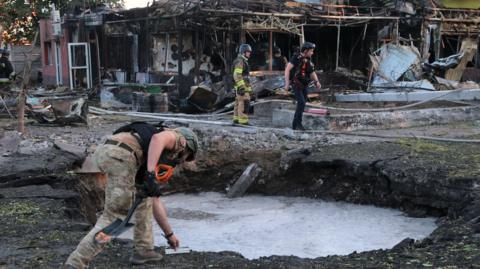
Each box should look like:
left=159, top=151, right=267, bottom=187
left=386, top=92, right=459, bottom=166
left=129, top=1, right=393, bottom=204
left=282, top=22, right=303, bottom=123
left=65, top=122, right=199, bottom=269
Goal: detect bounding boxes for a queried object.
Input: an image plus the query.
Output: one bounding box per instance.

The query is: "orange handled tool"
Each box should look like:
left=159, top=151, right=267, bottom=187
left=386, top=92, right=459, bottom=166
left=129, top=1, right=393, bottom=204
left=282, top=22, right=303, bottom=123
left=154, top=164, right=174, bottom=183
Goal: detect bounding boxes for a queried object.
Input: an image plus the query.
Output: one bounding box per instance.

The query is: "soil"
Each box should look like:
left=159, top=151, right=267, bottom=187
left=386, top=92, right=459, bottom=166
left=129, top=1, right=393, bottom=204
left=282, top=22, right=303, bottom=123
left=1, top=115, right=480, bottom=268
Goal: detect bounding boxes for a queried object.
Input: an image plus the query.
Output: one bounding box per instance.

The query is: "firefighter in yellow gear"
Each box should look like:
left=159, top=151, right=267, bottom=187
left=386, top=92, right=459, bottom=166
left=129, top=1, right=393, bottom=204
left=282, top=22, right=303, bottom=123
left=232, top=44, right=253, bottom=125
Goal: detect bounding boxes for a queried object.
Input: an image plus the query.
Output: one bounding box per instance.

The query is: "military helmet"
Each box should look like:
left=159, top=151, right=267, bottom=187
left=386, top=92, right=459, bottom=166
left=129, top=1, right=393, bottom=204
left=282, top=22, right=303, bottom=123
left=301, top=42, right=316, bottom=52
left=239, top=44, right=252, bottom=55
left=175, top=127, right=199, bottom=161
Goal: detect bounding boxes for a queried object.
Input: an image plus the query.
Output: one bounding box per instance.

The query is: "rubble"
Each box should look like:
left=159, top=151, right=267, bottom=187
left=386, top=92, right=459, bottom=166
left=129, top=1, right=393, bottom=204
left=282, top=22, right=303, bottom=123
left=187, top=85, right=219, bottom=112
left=2, top=117, right=480, bottom=267
left=279, top=148, right=311, bottom=171
left=26, top=91, right=88, bottom=125
left=444, top=38, right=478, bottom=81
left=1, top=0, right=480, bottom=268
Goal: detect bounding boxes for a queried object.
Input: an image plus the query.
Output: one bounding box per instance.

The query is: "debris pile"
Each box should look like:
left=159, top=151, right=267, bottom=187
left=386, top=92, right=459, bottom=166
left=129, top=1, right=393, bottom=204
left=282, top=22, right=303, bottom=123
left=369, top=42, right=479, bottom=93
left=26, top=88, right=88, bottom=124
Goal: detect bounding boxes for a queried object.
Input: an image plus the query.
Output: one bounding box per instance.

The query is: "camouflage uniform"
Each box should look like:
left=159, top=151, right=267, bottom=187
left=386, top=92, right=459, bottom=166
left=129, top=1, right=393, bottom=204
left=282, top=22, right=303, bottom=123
left=232, top=55, right=252, bottom=125
left=65, top=129, right=186, bottom=269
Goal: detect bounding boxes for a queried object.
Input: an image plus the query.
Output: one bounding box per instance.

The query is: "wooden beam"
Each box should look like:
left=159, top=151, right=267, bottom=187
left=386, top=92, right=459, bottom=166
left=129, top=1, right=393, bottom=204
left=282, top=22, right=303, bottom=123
left=199, top=8, right=401, bottom=20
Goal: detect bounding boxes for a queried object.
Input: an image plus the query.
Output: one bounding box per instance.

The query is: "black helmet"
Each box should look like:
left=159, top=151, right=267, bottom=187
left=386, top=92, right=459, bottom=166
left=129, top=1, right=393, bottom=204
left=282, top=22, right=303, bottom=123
left=301, top=42, right=316, bottom=52
left=239, top=44, right=252, bottom=55
left=273, top=46, right=281, bottom=54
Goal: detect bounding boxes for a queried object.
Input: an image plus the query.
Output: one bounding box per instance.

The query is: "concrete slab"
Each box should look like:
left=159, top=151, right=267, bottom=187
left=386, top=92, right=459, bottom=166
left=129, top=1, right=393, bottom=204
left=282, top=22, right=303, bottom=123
left=335, top=88, right=480, bottom=102
left=0, top=131, right=22, bottom=155
left=254, top=101, right=295, bottom=119
left=227, top=163, right=262, bottom=198
left=54, top=139, right=86, bottom=160
left=272, top=109, right=330, bottom=130
left=272, top=106, right=480, bottom=131
left=372, top=80, right=435, bottom=91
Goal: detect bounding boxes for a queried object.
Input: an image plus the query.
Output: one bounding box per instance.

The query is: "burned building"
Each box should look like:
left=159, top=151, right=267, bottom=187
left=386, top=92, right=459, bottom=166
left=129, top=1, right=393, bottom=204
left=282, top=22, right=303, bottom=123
left=38, top=0, right=480, bottom=106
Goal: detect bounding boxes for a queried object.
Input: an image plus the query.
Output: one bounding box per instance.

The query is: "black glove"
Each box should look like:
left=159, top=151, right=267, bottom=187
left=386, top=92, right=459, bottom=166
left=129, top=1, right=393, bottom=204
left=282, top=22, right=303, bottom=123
left=143, top=171, right=165, bottom=197
left=237, top=87, right=245, bottom=96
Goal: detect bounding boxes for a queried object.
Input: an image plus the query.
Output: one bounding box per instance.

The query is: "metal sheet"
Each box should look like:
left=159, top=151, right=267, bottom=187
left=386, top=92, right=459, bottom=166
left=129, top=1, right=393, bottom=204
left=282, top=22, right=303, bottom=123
left=372, top=44, right=421, bottom=85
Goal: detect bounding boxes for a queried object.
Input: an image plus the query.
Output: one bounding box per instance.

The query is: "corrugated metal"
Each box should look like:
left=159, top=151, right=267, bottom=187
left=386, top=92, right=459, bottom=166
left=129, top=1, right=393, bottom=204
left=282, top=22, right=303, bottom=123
left=372, top=44, right=421, bottom=86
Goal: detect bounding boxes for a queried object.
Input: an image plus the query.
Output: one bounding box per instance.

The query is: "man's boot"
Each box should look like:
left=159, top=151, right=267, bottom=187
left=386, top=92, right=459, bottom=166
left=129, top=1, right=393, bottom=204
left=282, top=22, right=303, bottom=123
left=129, top=249, right=163, bottom=265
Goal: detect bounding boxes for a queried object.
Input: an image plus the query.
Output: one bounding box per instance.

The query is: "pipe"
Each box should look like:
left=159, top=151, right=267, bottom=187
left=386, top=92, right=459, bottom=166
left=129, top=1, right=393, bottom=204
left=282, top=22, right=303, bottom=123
left=89, top=107, right=232, bottom=126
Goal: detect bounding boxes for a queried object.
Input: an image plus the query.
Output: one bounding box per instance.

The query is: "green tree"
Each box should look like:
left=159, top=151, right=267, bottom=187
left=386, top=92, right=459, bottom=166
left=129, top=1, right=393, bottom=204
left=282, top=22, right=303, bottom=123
left=0, top=0, right=123, bottom=45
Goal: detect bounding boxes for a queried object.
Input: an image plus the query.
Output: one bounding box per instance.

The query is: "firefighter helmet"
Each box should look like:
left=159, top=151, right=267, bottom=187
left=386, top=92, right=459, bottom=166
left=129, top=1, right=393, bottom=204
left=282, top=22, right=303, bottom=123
left=301, top=42, right=316, bottom=52
left=239, top=44, right=252, bottom=55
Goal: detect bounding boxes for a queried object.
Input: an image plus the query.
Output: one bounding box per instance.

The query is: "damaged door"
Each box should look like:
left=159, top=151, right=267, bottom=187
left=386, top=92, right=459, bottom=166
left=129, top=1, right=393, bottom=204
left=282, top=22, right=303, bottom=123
left=68, top=43, right=92, bottom=89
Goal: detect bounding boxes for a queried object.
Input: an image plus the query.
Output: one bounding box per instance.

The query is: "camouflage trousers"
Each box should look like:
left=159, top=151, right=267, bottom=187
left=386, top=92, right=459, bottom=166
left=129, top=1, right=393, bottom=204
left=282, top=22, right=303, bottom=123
left=233, top=92, right=251, bottom=124
left=65, top=144, right=153, bottom=269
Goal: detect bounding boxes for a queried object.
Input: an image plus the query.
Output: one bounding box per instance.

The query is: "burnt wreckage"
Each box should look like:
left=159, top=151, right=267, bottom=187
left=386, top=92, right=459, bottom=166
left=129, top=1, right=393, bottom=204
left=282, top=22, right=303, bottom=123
left=39, top=0, right=480, bottom=111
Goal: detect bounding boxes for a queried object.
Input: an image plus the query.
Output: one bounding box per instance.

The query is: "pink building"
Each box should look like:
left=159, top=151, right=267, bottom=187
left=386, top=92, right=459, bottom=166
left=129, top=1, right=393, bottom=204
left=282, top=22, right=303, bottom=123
left=39, top=18, right=70, bottom=87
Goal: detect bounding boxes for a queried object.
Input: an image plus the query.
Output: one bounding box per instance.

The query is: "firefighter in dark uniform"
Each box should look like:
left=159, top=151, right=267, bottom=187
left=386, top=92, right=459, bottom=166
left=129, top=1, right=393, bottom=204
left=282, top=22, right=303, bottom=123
left=232, top=44, right=253, bottom=125
left=0, top=49, right=14, bottom=84
left=284, top=42, right=321, bottom=130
